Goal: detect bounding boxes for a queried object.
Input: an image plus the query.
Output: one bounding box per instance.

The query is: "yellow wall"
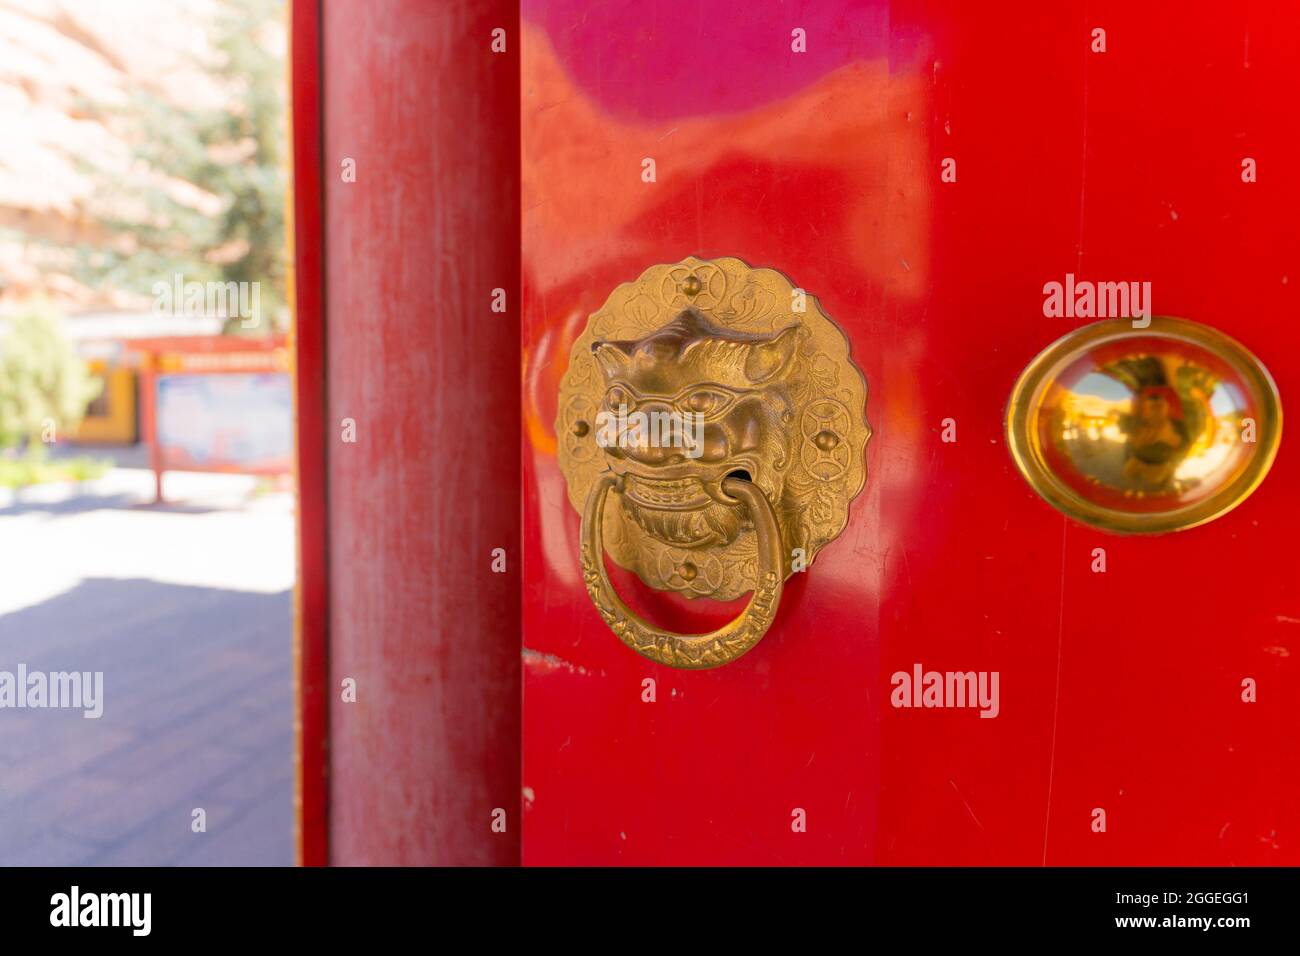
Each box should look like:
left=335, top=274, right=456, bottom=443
left=70, top=364, right=137, bottom=444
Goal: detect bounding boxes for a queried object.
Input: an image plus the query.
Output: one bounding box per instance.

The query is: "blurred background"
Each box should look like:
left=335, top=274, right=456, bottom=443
left=0, top=0, right=294, bottom=865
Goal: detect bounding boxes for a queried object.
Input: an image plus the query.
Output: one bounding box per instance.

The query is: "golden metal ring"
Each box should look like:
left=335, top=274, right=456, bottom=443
left=580, top=473, right=784, bottom=669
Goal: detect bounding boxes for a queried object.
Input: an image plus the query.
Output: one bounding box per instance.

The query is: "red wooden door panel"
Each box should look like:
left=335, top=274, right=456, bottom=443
left=521, top=0, right=1299, bottom=865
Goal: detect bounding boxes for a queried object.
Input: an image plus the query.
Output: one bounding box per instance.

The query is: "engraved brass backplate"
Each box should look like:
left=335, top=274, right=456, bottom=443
left=556, top=257, right=869, bottom=667
left=1006, top=316, right=1282, bottom=534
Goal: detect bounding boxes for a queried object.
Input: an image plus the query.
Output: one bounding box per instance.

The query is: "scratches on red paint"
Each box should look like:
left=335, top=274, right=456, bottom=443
left=951, top=779, right=996, bottom=864
left=1041, top=516, right=1069, bottom=865
left=949, top=779, right=986, bottom=836
left=1076, top=12, right=1090, bottom=271
left=522, top=647, right=605, bottom=677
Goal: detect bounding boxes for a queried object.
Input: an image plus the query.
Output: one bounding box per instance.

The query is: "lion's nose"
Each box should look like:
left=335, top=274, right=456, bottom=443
left=623, top=443, right=675, bottom=464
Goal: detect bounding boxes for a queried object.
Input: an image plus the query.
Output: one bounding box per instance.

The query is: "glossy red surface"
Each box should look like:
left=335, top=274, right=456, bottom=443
left=521, top=1, right=1299, bottom=864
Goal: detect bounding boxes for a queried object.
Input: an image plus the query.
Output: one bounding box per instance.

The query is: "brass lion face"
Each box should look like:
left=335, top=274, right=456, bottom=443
left=590, top=309, right=799, bottom=551
left=557, top=257, right=870, bottom=602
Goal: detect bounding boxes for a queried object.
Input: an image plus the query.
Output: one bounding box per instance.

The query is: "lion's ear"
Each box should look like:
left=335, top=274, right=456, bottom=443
left=592, top=341, right=631, bottom=380
left=743, top=325, right=799, bottom=384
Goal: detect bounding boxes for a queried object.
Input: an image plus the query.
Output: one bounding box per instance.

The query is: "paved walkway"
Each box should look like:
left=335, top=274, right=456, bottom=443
left=0, top=468, right=294, bottom=865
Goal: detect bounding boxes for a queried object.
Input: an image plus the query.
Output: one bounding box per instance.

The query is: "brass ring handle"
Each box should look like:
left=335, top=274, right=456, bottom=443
left=580, top=473, right=785, bottom=669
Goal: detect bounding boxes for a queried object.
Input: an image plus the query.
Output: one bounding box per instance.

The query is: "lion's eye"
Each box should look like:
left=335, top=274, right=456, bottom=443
left=681, top=388, right=734, bottom=417
left=605, top=385, right=634, bottom=410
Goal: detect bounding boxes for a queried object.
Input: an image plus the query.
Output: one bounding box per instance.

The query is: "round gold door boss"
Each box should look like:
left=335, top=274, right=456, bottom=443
left=1006, top=317, right=1282, bottom=533
left=556, top=257, right=870, bottom=668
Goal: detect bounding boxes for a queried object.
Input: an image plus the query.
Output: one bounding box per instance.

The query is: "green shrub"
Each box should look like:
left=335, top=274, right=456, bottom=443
left=0, top=302, right=102, bottom=450
left=0, top=454, right=112, bottom=489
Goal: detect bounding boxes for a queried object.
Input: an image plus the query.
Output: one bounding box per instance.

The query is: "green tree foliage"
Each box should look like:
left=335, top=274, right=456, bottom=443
left=0, top=303, right=101, bottom=450
left=71, top=0, right=287, bottom=334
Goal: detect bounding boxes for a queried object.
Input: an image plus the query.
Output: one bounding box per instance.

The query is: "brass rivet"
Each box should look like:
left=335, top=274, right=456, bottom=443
left=679, top=562, right=698, bottom=582
left=681, top=275, right=702, bottom=297
left=572, top=419, right=589, bottom=436
left=814, top=430, right=839, bottom=450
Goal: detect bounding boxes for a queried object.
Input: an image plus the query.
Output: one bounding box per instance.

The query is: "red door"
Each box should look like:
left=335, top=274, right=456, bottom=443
left=520, top=0, right=1299, bottom=865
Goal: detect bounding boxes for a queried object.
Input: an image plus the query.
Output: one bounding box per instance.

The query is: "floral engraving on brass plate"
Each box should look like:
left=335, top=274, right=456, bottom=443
left=557, top=256, right=871, bottom=602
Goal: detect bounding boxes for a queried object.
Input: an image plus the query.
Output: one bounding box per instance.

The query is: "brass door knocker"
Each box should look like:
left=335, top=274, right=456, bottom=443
left=556, top=257, right=870, bottom=668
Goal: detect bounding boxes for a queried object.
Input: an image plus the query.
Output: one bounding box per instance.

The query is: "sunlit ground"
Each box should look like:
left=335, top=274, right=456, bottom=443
left=0, top=468, right=293, bottom=865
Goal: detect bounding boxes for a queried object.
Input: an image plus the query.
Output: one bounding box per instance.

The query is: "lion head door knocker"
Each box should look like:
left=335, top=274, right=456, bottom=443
left=556, top=257, right=871, bottom=669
